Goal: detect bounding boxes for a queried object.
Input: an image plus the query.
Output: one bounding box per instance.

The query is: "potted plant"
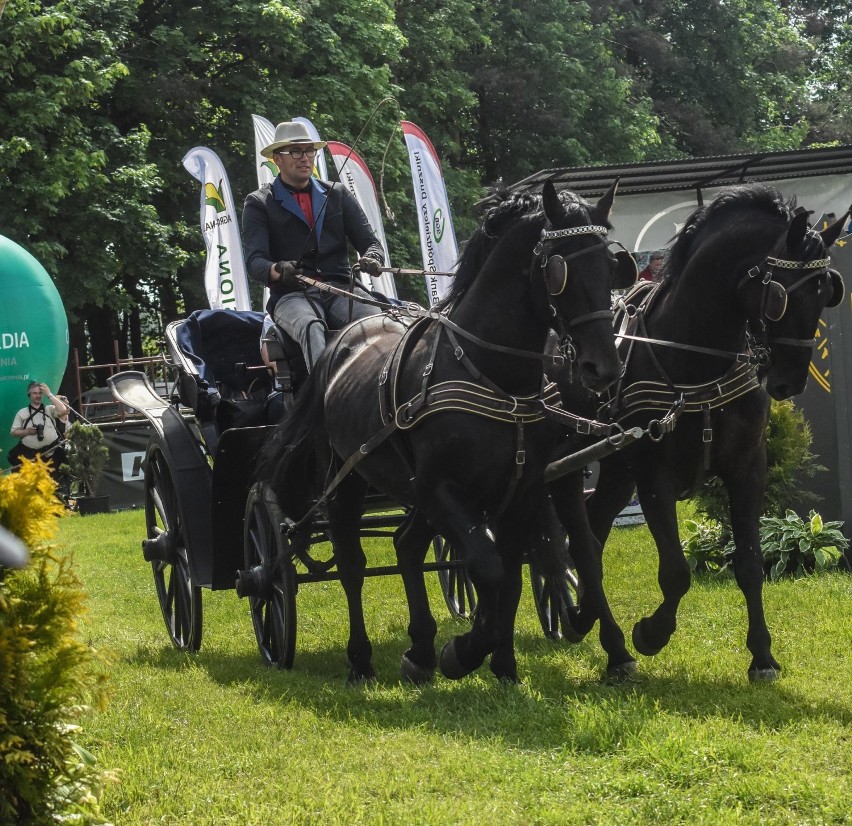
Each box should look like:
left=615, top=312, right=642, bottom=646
left=61, top=422, right=111, bottom=515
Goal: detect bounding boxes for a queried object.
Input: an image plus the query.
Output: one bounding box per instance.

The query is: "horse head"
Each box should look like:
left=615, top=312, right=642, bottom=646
left=538, top=180, right=636, bottom=392
left=743, top=207, right=848, bottom=399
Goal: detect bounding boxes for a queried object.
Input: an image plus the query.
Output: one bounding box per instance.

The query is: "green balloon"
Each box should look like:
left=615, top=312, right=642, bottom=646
left=1, top=235, right=69, bottom=469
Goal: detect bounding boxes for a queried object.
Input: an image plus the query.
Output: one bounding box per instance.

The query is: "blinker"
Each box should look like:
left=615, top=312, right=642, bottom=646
left=546, top=255, right=568, bottom=296
left=614, top=250, right=638, bottom=289
left=826, top=269, right=845, bottom=308
left=764, top=281, right=788, bottom=322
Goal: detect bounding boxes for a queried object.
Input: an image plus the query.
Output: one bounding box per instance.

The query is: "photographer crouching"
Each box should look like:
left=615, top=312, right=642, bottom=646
left=8, top=381, right=68, bottom=483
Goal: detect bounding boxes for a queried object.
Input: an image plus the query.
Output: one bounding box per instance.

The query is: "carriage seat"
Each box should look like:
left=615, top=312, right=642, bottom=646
left=261, top=287, right=405, bottom=399
left=169, top=309, right=275, bottom=432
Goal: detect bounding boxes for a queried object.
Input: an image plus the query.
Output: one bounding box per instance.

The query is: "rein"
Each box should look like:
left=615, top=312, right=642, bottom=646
left=282, top=221, right=624, bottom=535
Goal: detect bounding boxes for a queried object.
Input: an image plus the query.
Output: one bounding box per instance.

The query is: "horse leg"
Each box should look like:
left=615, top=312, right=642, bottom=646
left=550, top=470, right=636, bottom=680
left=327, top=474, right=375, bottom=684
left=421, top=482, right=503, bottom=680
left=630, top=468, right=691, bottom=658
left=725, top=471, right=781, bottom=681
left=394, top=509, right=438, bottom=685
left=488, top=551, right=523, bottom=683
left=488, top=497, right=543, bottom=684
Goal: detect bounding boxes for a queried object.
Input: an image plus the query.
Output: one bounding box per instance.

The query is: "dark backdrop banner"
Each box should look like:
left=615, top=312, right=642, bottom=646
left=97, top=420, right=151, bottom=509
left=796, top=239, right=852, bottom=563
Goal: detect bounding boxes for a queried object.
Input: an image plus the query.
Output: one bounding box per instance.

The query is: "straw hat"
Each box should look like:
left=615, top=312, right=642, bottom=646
left=260, top=121, right=327, bottom=158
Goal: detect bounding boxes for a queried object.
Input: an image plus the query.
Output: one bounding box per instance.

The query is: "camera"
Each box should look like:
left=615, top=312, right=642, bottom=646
left=35, top=424, right=44, bottom=441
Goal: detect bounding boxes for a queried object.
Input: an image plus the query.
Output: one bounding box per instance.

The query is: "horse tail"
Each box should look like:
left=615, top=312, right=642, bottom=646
left=259, top=370, right=323, bottom=520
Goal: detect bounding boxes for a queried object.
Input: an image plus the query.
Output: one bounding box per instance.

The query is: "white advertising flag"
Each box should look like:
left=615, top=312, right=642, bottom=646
left=293, top=117, right=330, bottom=182
left=181, top=146, right=251, bottom=311
left=327, top=141, right=397, bottom=298
left=401, top=121, right=458, bottom=304
left=251, top=114, right=278, bottom=187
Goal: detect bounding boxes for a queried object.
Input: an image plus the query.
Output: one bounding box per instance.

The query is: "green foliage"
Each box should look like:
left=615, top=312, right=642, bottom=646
left=683, top=507, right=848, bottom=580
left=682, top=518, right=734, bottom=574
left=61, top=423, right=110, bottom=498
left=606, top=0, right=814, bottom=155
left=694, top=399, right=823, bottom=532
left=0, top=462, right=111, bottom=824
left=759, top=508, right=848, bottom=580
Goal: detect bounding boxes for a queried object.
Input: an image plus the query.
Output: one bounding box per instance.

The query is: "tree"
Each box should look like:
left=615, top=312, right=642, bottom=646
left=462, top=0, right=662, bottom=184
left=600, top=0, right=814, bottom=155
left=0, top=0, right=182, bottom=381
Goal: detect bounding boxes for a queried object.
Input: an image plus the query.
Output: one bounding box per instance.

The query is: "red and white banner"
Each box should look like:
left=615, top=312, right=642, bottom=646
left=327, top=141, right=397, bottom=298
left=181, top=146, right=251, bottom=311
left=401, top=121, right=458, bottom=304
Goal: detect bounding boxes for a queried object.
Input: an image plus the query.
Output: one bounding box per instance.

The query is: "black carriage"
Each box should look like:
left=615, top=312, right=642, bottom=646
left=108, top=308, right=582, bottom=669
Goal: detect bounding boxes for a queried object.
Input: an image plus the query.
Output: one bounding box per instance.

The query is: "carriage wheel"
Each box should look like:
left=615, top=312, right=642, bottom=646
left=528, top=560, right=581, bottom=641
left=242, top=483, right=297, bottom=669
left=143, top=442, right=203, bottom=652
left=432, top=536, right=477, bottom=620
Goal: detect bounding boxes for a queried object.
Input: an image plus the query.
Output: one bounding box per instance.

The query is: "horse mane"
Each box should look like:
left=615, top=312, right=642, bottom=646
left=663, top=182, right=796, bottom=282
left=436, top=186, right=599, bottom=308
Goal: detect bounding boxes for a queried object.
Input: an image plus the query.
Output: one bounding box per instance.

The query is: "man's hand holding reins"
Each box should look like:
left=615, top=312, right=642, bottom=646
left=272, top=260, right=303, bottom=289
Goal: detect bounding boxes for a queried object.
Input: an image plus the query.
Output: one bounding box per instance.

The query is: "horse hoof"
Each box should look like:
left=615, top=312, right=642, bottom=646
left=748, top=666, right=781, bottom=683
left=439, top=640, right=472, bottom=680
left=346, top=668, right=377, bottom=686
left=560, top=620, right=586, bottom=645
left=632, top=620, right=663, bottom=657
left=400, top=653, right=434, bottom=686
left=605, top=659, right=638, bottom=683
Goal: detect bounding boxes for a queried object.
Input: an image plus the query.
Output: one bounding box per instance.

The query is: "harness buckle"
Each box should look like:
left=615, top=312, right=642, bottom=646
left=454, top=346, right=464, bottom=361
left=702, top=428, right=713, bottom=444
left=515, top=449, right=526, bottom=466
left=423, top=362, right=433, bottom=376
left=576, top=419, right=591, bottom=435
left=748, top=265, right=761, bottom=279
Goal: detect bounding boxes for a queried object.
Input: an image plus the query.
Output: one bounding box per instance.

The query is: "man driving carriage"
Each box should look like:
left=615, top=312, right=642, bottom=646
left=242, top=120, right=385, bottom=371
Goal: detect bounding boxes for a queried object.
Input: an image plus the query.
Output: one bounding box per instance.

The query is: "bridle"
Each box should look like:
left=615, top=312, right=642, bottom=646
left=738, top=227, right=844, bottom=351
left=533, top=224, right=638, bottom=340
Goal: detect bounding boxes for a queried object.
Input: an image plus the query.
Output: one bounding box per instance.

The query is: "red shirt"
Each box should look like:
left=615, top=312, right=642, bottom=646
left=293, top=190, right=314, bottom=227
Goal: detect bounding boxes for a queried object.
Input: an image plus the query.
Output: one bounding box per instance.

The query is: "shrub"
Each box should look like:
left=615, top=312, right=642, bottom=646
left=61, top=422, right=110, bottom=497
left=683, top=509, right=848, bottom=580
left=1, top=461, right=112, bottom=824
left=682, top=518, right=734, bottom=574
left=759, top=509, right=848, bottom=580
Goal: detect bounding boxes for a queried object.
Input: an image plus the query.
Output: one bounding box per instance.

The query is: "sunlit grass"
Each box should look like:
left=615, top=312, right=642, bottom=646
left=61, top=509, right=852, bottom=825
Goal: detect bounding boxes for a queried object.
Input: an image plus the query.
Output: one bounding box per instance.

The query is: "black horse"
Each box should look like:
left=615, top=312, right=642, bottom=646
left=548, top=182, right=847, bottom=681
left=264, top=181, right=637, bottom=684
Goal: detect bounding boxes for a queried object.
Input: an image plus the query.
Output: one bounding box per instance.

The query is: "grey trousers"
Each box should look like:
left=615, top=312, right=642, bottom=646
left=272, top=284, right=378, bottom=371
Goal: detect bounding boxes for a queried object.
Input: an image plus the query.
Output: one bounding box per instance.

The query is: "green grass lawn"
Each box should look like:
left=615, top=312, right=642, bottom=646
left=62, top=508, right=852, bottom=825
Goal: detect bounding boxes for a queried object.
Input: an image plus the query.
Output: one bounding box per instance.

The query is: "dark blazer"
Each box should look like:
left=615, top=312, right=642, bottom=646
left=242, top=176, right=384, bottom=310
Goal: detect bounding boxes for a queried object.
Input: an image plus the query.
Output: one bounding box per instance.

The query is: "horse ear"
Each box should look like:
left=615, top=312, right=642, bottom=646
left=820, top=207, right=851, bottom=249
left=542, top=181, right=562, bottom=224
left=592, top=178, right=619, bottom=224
left=786, top=210, right=809, bottom=248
